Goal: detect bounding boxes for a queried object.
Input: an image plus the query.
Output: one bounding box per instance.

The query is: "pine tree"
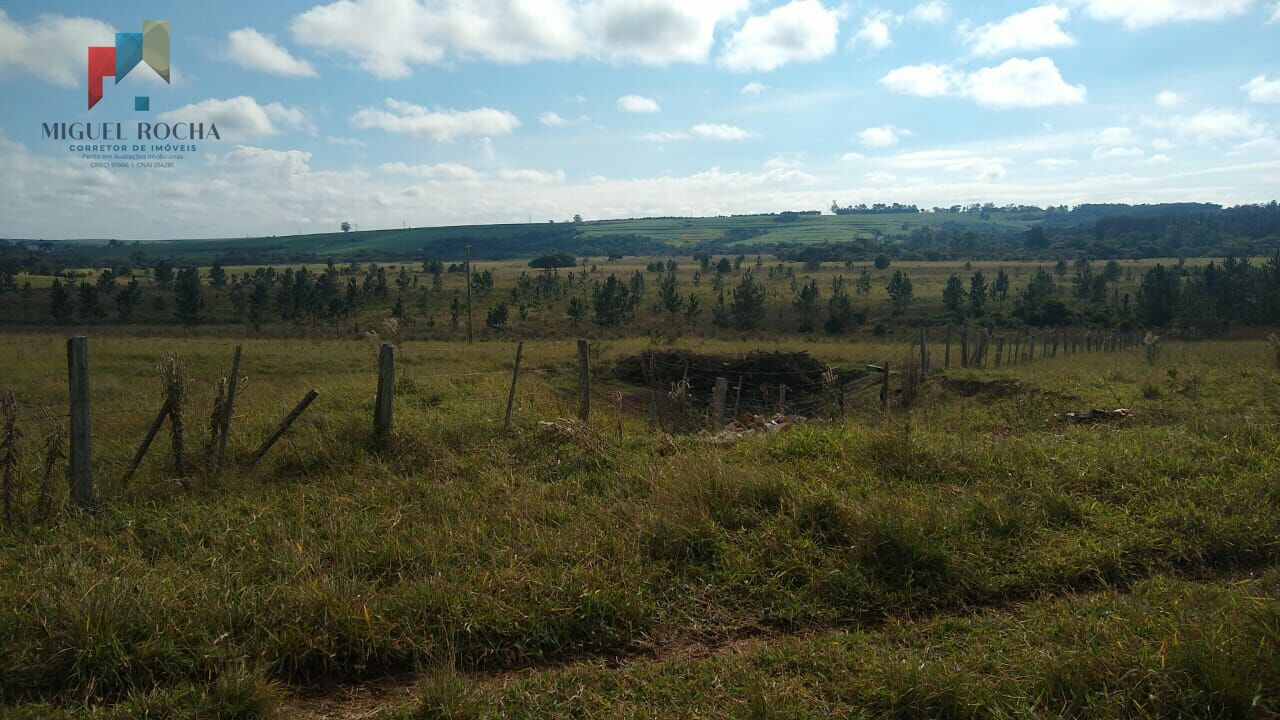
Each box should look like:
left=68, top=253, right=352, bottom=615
left=174, top=266, right=205, bottom=326
left=115, top=279, right=143, bottom=321
left=49, top=279, right=74, bottom=323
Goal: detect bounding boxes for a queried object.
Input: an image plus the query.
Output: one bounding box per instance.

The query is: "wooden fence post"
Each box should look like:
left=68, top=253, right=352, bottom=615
left=880, top=363, right=890, bottom=412
left=961, top=327, right=970, bottom=368
left=712, top=377, right=728, bottom=427
left=778, top=383, right=787, bottom=415
left=251, top=390, right=319, bottom=466
left=215, top=345, right=242, bottom=468
left=944, top=326, right=952, bottom=369
left=995, top=337, right=1004, bottom=367
left=66, top=336, right=93, bottom=508
left=465, top=243, right=474, bottom=344
left=732, top=375, right=743, bottom=420
left=122, top=398, right=172, bottom=487
left=577, top=339, right=590, bottom=422
left=374, top=343, right=395, bottom=443
left=921, top=328, right=931, bottom=377
left=503, top=341, right=523, bottom=433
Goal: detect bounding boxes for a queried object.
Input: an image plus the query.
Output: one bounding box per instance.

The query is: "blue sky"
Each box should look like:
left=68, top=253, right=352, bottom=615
left=1, top=0, right=1278, bottom=240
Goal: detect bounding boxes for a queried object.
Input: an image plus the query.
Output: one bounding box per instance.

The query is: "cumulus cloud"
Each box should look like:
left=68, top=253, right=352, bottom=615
left=213, top=145, right=313, bottom=177
left=349, top=99, right=520, bottom=142
left=858, top=125, right=912, bottom=148
left=225, top=28, right=316, bottom=77
left=1076, top=0, right=1254, bottom=29
left=1142, top=107, right=1272, bottom=144
left=540, top=111, right=568, bottom=127
left=851, top=11, right=894, bottom=53
left=497, top=168, right=566, bottom=183
left=1092, top=146, right=1145, bottom=159
left=882, top=57, right=1086, bottom=108
left=1272, top=2, right=1280, bottom=21
left=0, top=9, right=113, bottom=87
left=719, top=0, right=840, bottom=72
left=740, top=81, right=768, bottom=96
left=158, top=96, right=315, bottom=139
left=963, top=4, right=1075, bottom=57
left=290, top=0, right=745, bottom=78
left=1155, top=90, right=1185, bottom=107
left=617, top=94, right=661, bottom=113
left=690, top=123, right=756, bottom=140
left=1242, top=74, right=1280, bottom=103
left=907, top=1, right=950, bottom=23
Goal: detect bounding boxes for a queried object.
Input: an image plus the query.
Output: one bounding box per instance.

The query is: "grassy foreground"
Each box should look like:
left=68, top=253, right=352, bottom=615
left=0, top=334, right=1277, bottom=717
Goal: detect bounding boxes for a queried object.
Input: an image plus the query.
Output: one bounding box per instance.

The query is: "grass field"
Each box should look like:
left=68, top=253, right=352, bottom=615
left=0, top=330, right=1277, bottom=717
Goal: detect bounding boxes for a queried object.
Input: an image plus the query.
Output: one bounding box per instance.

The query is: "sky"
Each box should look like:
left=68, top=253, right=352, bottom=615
left=0, top=0, right=1278, bottom=240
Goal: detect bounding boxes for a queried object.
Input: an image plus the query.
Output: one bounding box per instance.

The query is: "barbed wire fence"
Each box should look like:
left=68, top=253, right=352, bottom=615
left=0, top=326, right=1147, bottom=527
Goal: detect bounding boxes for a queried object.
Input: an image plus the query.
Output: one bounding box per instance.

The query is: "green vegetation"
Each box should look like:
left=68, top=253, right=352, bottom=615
left=0, top=333, right=1277, bottom=717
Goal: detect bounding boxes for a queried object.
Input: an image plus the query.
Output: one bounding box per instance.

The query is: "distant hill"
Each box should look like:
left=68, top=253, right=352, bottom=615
left=3, top=203, right=1277, bottom=269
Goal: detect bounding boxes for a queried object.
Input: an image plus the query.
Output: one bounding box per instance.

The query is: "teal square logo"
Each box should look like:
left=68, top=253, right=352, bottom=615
left=135, top=96, right=150, bottom=111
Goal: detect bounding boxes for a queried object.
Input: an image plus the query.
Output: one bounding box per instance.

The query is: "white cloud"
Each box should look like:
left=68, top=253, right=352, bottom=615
left=1096, top=126, right=1135, bottom=145
left=961, top=57, right=1086, bottom=108
left=639, top=130, right=690, bottom=142
left=1147, top=154, right=1172, bottom=164
left=350, top=99, right=520, bottom=142
left=640, top=124, right=757, bottom=141
left=1271, top=2, right=1280, bottom=21
left=379, top=162, right=484, bottom=181
left=907, top=1, right=950, bottom=23
left=1035, top=157, right=1077, bottom=168
left=851, top=12, right=894, bottom=53
left=213, top=145, right=313, bottom=177
left=1142, top=107, right=1272, bottom=144
left=290, top=0, right=745, bottom=78
left=858, top=125, right=912, bottom=148
left=0, top=9, right=114, bottom=87
left=882, top=57, right=1086, bottom=108
left=740, top=81, right=768, bottom=96
left=719, top=0, right=840, bottom=72
left=881, top=149, right=1009, bottom=180
left=225, top=28, right=316, bottom=77
left=1092, top=146, right=1145, bottom=159
left=326, top=136, right=366, bottom=147
left=1077, top=0, right=1255, bottom=29
left=157, top=96, right=313, bottom=139
left=617, top=94, right=661, bottom=113
left=497, top=168, right=566, bottom=183
left=963, top=4, right=1075, bottom=57
left=540, top=111, right=568, bottom=127
left=1242, top=74, right=1280, bottom=103
left=690, top=123, right=755, bottom=140
left=1155, top=90, right=1185, bottom=107
left=880, top=63, right=956, bottom=97
left=840, top=151, right=866, bottom=161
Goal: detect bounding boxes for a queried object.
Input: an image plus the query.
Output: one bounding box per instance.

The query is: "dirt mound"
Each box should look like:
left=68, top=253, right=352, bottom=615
left=613, top=350, right=864, bottom=418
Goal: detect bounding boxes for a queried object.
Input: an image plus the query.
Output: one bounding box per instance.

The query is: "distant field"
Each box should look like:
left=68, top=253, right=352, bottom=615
left=39, top=211, right=1037, bottom=264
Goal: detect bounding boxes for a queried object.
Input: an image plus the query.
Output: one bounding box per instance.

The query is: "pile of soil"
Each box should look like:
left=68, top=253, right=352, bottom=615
left=613, top=350, right=864, bottom=418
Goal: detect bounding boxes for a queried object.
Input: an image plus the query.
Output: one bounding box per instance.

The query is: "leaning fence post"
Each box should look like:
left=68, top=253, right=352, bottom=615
left=216, top=345, right=242, bottom=468
left=122, top=397, right=172, bottom=487
left=66, top=336, right=93, bottom=508
left=919, top=327, right=929, bottom=377
left=880, top=362, right=890, bottom=412
left=577, top=339, right=590, bottom=422
left=374, top=343, right=395, bottom=443
left=712, top=377, right=728, bottom=427
left=251, top=390, right=319, bottom=466
left=503, top=341, right=523, bottom=433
